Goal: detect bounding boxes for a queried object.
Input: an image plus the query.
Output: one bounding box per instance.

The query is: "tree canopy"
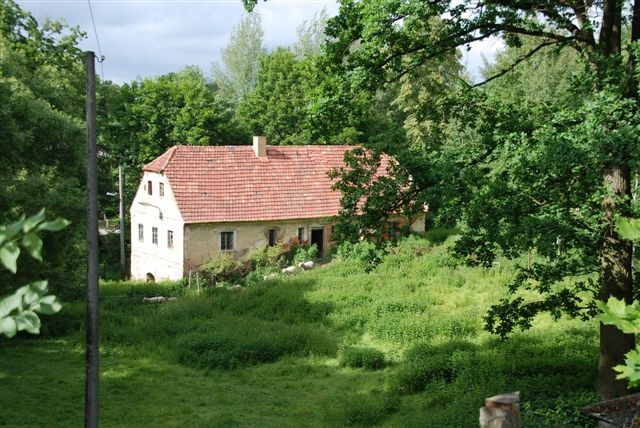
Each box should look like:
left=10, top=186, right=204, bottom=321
left=0, top=0, right=87, bottom=297
left=310, top=0, right=640, bottom=399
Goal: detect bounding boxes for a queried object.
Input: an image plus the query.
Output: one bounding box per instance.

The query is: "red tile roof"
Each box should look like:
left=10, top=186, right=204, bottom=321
left=143, top=145, right=373, bottom=224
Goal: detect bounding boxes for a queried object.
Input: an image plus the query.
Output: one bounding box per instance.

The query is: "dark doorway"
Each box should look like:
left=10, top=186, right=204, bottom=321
left=268, top=229, right=277, bottom=246
left=311, top=228, right=324, bottom=256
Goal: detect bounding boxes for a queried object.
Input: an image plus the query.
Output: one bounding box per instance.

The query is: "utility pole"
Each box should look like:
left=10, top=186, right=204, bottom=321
left=119, top=164, right=126, bottom=277
left=85, top=51, right=100, bottom=428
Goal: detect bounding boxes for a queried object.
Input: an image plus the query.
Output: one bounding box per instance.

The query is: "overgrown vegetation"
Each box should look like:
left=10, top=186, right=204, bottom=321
left=0, top=236, right=600, bottom=427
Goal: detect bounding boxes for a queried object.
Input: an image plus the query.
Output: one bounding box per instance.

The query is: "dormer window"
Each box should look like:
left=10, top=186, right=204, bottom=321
left=147, top=180, right=153, bottom=195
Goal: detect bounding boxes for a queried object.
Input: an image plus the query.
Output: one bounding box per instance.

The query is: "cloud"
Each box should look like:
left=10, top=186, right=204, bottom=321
left=15, top=1, right=496, bottom=84
left=16, top=0, right=338, bottom=84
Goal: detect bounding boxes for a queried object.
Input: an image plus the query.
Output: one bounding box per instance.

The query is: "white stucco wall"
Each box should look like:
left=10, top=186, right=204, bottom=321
left=409, top=215, right=426, bottom=233
left=130, top=172, right=185, bottom=281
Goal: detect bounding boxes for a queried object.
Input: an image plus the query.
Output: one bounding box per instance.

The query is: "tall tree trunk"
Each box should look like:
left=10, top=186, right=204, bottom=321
left=598, top=164, right=634, bottom=399
left=594, top=0, right=635, bottom=400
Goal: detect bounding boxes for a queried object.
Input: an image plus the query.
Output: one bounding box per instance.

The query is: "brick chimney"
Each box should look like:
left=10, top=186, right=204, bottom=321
left=253, top=136, right=267, bottom=158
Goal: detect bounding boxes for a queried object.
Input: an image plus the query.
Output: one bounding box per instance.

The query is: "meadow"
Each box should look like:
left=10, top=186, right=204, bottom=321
left=0, top=235, right=600, bottom=427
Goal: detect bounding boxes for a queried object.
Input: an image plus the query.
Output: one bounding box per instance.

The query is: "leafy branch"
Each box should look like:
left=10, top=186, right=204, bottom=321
left=0, top=209, right=69, bottom=338
left=597, top=216, right=640, bottom=387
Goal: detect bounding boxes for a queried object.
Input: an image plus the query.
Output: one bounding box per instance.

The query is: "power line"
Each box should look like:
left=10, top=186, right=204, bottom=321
left=87, top=0, right=106, bottom=80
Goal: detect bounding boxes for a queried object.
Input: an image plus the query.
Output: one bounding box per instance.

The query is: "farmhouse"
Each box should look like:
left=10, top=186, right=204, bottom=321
left=130, top=137, right=425, bottom=281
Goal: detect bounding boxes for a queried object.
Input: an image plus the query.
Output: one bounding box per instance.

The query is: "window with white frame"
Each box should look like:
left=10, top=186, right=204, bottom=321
left=147, top=180, right=153, bottom=195
left=220, top=231, right=234, bottom=251
left=152, top=227, right=158, bottom=245
left=297, top=227, right=305, bottom=242
left=159, top=182, right=164, bottom=197
left=167, top=230, right=173, bottom=248
left=138, top=224, right=144, bottom=242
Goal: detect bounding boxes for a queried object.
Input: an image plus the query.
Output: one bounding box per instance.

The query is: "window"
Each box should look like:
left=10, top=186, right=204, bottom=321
left=297, top=227, right=305, bottom=242
left=268, top=229, right=277, bottom=246
left=147, top=180, right=153, bottom=195
left=167, top=230, right=173, bottom=248
left=220, top=231, right=234, bottom=251
left=159, top=183, right=164, bottom=197
left=138, top=224, right=144, bottom=242
left=152, top=227, right=158, bottom=245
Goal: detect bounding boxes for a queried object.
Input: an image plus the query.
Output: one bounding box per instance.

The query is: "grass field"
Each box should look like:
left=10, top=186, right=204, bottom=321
left=0, top=236, right=600, bottom=427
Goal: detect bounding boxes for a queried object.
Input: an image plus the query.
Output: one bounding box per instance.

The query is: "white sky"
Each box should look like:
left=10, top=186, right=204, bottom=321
left=16, top=0, right=340, bottom=84
left=15, top=0, right=498, bottom=84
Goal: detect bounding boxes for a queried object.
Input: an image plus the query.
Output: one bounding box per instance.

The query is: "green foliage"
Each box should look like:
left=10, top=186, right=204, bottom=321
left=424, top=227, right=458, bottom=244
left=0, top=1, right=86, bottom=297
left=174, top=315, right=331, bottom=370
left=389, top=341, right=474, bottom=394
left=38, top=301, right=84, bottom=338
left=290, top=243, right=318, bottom=265
left=0, top=238, right=602, bottom=426
left=0, top=209, right=68, bottom=338
left=250, top=241, right=318, bottom=273
left=200, top=252, right=249, bottom=285
left=521, top=393, right=598, bottom=427
left=334, top=240, right=384, bottom=272
left=599, top=296, right=640, bottom=388
left=205, top=282, right=332, bottom=325
left=213, top=13, right=265, bottom=105
left=324, top=390, right=400, bottom=426
left=322, top=0, right=640, bottom=398
left=330, top=146, right=428, bottom=244
left=237, top=47, right=319, bottom=145
left=616, top=216, right=640, bottom=242
left=338, top=346, right=386, bottom=370
left=249, top=242, right=286, bottom=269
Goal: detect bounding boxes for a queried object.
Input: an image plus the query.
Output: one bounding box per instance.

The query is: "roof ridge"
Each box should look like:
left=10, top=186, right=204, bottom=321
left=160, top=146, right=179, bottom=172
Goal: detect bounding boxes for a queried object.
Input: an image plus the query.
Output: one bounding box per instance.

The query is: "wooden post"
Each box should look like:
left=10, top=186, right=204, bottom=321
left=118, top=165, right=126, bottom=278
left=85, top=50, right=100, bottom=428
left=479, top=392, right=520, bottom=428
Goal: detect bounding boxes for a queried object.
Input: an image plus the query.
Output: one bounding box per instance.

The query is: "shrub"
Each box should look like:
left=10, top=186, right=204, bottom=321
left=521, top=392, right=598, bottom=427
left=338, top=346, right=386, bottom=370
left=425, top=227, right=459, bottom=244
left=173, top=315, right=334, bottom=370
left=334, top=241, right=384, bottom=272
left=250, top=242, right=286, bottom=269
left=325, top=391, right=400, bottom=426
left=39, top=301, right=85, bottom=338
left=389, top=341, right=475, bottom=394
left=291, top=243, right=318, bottom=265
left=200, top=253, right=249, bottom=285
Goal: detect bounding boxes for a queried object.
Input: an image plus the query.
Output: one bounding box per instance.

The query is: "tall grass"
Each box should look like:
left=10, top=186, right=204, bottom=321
left=0, top=234, right=599, bottom=427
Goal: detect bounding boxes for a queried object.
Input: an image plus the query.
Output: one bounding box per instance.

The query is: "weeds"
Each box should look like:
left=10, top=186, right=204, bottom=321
left=0, top=236, right=601, bottom=427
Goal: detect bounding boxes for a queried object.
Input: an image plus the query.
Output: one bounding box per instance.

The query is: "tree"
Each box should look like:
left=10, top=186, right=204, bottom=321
left=245, top=0, right=640, bottom=398
left=237, top=47, right=318, bottom=145
left=293, top=8, right=330, bottom=59
left=213, top=12, right=265, bottom=106
left=0, top=0, right=87, bottom=298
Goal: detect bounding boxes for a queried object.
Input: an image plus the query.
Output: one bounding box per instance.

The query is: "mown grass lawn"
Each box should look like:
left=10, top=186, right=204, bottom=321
left=0, top=236, right=600, bottom=427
